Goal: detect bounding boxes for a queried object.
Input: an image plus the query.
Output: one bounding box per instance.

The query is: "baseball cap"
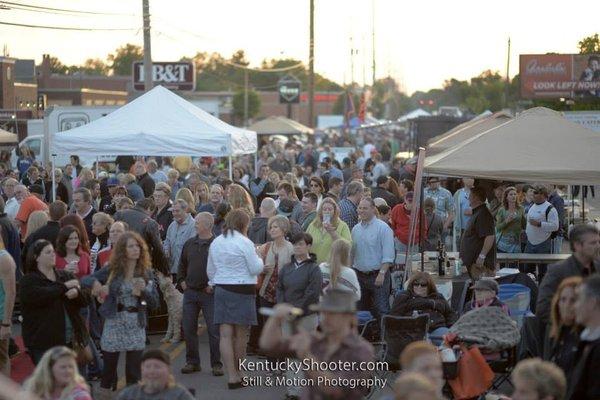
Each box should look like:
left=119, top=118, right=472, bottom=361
left=29, top=184, right=44, bottom=195
left=472, top=278, right=499, bottom=294
left=278, top=199, right=295, bottom=217
left=141, top=349, right=170, bottom=365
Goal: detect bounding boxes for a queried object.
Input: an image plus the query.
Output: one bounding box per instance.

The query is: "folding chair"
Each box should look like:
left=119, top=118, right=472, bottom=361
left=489, top=346, right=517, bottom=390
left=381, top=314, right=430, bottom=371
left=498, top=284, right=531, bottom=329
left=364, top=315, right=429, bottom=399
left=450, top=279, right=471, bottom=316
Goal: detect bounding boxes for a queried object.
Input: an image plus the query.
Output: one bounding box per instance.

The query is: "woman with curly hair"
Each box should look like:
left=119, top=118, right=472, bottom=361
left=24, top=346, right=92, bottom=400
left=82, top=232, right=159, bottom=396
left=227, top=183, right=255, bottom=217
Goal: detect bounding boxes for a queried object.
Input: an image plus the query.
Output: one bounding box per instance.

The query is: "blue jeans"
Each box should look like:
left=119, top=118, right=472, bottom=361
left=356, top=269, right=391, bottom=322
left=428, top=326, right=450, bottom=346
left=524, top=238, right=552, bottom=279
left=183, top=288, right=221, bottom=367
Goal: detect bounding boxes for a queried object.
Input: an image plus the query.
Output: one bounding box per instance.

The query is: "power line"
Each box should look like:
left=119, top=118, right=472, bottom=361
left=0, top=20, right=136, bottom=31
left=0, top=1, right=135, bottom=16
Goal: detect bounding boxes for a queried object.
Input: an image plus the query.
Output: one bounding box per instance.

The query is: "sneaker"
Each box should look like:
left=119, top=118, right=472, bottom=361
left=180, top=364, right=201, bottom=374
left=212, top=364, right=224, bottom=376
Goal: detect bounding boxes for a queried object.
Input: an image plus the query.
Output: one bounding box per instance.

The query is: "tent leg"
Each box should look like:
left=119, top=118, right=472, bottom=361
left=228, top=156, right=233, bottom=180
left=95, top=157, right=99, bottom=178
left=254, top=152, right=258, bottom=179
left=51, top=155, right=56, bottom=202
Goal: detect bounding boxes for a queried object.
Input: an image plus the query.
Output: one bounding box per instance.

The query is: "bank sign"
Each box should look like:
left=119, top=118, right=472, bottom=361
left=133, top=62, right=195, bottom=91
left=278, top=75, right=301, bottom=104
left=520, top=54, right=600, bottom=99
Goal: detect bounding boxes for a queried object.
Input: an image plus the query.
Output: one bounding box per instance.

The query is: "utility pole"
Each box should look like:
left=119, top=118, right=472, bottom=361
left=372, top=0, right=376, bottom=86
left=504, top=37, right=511, bottom=108
left=244, top=69, right=249, bottom=126
left=308, top=0, right=315, bottom=128
left=142, top=0, right=153, bottom=91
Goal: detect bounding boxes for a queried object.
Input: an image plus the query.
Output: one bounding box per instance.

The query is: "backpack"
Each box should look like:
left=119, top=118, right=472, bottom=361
left=545, top=205, right=560, bottom=239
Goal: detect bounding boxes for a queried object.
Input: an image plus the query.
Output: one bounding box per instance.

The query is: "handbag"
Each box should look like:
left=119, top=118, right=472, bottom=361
left=256, top=242, right=272, bottom=290
left=448, top=344, right=494, bottom=400
left=73, top=341, right=93, bottom=365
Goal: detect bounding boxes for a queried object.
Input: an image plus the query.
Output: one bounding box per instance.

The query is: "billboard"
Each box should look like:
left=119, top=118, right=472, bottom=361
left=132, top=62, right=195, bottom=91
left=519, top=54, right=600, bottom=99
left=278, top=75, right=301, bottom=104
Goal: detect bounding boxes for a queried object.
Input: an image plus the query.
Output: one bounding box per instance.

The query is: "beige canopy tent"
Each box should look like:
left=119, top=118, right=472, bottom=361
left=248, top=116, right=313, bottom=135
left=0, top=128, right=18, bottom=149
left=424, top=107, right=600, bottom=185
left=426, top=111, right=512, bottom=155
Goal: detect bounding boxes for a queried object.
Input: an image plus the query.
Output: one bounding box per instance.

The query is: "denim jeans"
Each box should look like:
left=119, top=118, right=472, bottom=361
left=524, top=238, right=552, bottom=280
left=356, top=269, right=391, bottom=322
left=428, top=326, right=450, bottom=346
left=182, top=288, right=221, bottom=367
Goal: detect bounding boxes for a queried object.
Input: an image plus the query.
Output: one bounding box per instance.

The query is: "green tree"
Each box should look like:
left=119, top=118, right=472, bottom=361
left=578, top=33, right=600, bottom=54
left=108, top=43, right=143, bottom=76
left=48, top=56, right=68, bottom=74
left=70, top=58, right=109, bottom=76
left=232, top=89, right=261, bottom=124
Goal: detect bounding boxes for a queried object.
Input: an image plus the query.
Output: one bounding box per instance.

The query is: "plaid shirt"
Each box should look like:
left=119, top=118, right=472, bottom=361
left=339, top=198, right=359, bottom=231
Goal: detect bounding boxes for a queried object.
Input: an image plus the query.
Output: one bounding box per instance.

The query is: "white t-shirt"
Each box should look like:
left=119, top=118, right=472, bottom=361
left=525, top=201, right=559, bottom=245
left=319, top=263, right=361, bottom=302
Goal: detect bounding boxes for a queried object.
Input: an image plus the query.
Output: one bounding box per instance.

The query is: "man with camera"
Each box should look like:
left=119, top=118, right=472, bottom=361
left=260, top=289, right=375, bottom=400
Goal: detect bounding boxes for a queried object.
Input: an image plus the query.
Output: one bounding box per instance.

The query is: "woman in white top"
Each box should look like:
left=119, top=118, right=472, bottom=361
left=319, top=238, right=361, bottom=302
left=207, top=209, right=263, bottom=389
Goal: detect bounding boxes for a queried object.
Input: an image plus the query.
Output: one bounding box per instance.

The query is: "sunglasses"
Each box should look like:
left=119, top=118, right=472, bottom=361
left=412, top=282, right=428, bottom=288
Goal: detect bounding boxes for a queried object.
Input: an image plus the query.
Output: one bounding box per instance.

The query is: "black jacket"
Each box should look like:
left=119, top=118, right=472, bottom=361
left=137, top=172, right=156, bottom=198
left=276, top=254, right=322, bottom=315
left=566, top=335, right=600, bottom=400
left=537, top=255, right=599, bottom=324
left=152, top=202, right=173, bottom=241
left=0, top=214, right=22, bottom=278
left=248, top=217, right=270, bottom=245
left=22, top=221, right=61, bottom=267
left=371, top=187, right=400, bottom=209
left=391, top=291, right=457, bottom=331
left=177, top=235, right=213, bottom=290
left=20, top=269, right=89, bottom=353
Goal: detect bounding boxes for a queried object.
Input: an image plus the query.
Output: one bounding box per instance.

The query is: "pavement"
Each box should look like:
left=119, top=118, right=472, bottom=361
left=88, top=331, right=399, bottom=400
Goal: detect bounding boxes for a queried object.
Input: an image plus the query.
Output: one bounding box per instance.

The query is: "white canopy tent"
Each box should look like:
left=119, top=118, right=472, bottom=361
left=397, top=108, right=430, bottom=123
left=52, top=85, right=257, bottom=157
left=426, top=111, right=512, bottom=155
left=424, top=107, right=600, bottom=185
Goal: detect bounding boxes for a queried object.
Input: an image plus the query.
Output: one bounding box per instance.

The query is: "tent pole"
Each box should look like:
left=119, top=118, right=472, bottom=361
left=51, top=155, right=56, bottom=202
left=582, top=185, right=585, bottom=222
left=228, top=156, right=233, bottom=180
left=254, top=152, right=258, bottom=179
left=95, top=157, right=99, bottom=178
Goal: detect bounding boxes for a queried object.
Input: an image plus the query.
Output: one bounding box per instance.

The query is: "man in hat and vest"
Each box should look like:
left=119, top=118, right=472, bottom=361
left=260, top=289, right=376, bottom=400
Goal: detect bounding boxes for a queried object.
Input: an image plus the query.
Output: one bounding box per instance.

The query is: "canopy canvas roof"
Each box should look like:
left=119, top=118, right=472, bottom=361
left=398, top=108, right=430, bottom=122
left=52, top=85, right=257, bottom=157
left=0, top=128, right=18, bottom=146
left=424, top=107, right=600, bottom=185
left=248, top=116, right=313, bottom=135
left=426, top=111, right=512, bottom=155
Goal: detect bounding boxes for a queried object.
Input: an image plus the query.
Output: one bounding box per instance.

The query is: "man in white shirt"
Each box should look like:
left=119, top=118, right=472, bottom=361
left=1, top=178, right=19, bottom=222
left=524, top=184, right=559, bottom=279
left=147, top=159, right=168, bottom=184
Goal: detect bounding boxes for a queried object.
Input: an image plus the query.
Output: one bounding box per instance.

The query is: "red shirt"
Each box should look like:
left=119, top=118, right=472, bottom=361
left=55, top=251, right=91, bottom=279
left=16, top=195, right=48, bottom=237
left=390, top=204, right=427, bottom=245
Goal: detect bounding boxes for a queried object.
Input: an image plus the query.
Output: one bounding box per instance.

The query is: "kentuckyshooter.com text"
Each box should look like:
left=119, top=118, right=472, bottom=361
left=239, top=358, right=388, bottom=374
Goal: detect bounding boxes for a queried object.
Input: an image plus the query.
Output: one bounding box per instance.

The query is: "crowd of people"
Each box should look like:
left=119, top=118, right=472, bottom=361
left=0, top=135, right=596, bottom=400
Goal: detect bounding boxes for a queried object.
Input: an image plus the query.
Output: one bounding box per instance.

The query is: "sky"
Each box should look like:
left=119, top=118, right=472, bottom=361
left=1, top=0, right=598, bottom=94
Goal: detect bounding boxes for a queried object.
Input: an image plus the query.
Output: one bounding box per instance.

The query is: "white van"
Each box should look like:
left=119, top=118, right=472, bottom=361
left=11, top=105, right=118, bottom=169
